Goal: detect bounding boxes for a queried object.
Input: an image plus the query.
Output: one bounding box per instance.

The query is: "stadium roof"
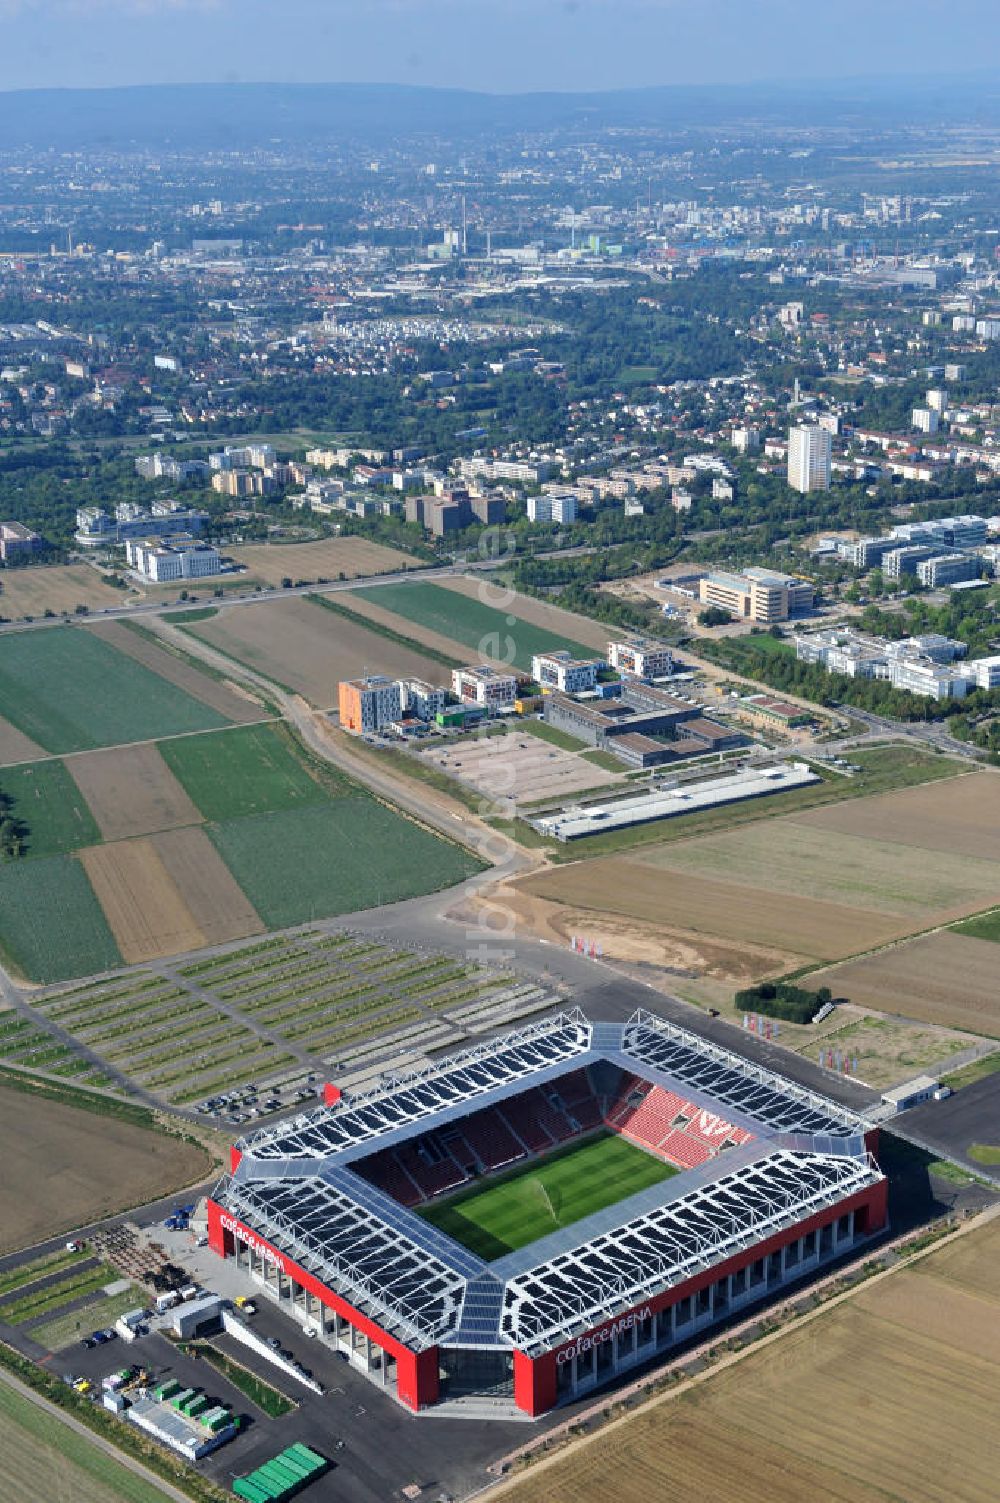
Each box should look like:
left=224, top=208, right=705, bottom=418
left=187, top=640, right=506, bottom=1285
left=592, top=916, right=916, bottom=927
left=216, top=1009, right=881, bottom=1355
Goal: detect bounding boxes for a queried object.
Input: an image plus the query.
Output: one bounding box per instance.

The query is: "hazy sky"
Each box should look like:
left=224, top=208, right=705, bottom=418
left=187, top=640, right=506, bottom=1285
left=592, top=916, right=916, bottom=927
left=0, top=0, right=997, bottom=94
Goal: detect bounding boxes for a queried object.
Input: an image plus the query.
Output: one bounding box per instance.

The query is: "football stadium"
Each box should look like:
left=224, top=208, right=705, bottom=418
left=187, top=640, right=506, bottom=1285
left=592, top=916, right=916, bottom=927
left=207, top=1009, right=887, bottom=1418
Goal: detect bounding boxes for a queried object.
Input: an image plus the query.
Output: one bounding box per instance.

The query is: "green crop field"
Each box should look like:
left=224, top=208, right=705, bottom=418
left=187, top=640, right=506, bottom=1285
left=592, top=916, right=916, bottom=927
left=208, top=798, right=484, bottom=929
left=352, top=581, right=595, bottom=672
left=158, top=723, right=335, bottom=821
left=418, top=1133, right=677, bottom=1259
left=0, top=627, right=227, bottom=753
left=0, top=759, right=102, bottom=855
left=0, top=854, right=122, bottom=982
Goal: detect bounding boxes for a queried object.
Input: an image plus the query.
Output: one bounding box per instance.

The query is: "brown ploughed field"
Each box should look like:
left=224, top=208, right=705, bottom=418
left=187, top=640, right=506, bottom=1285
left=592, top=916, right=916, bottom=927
left=227, top=536, right=416, bottom=583
left=151, top=826, right=263, bottom=947
left=0, top=564, right=129, bottom=619
left=79, top=839, right=207, bottom=963
left=0, top=717, right=44, bottom=767
left=188, top=595, right=449, bottom=705
left=66, top=742, right=202, bottom=842
left=498, top=1216, right=1000, bottom=1503
left=0, top=1084, right=210, bottom=1251
left=808, top=930, right=1000, bottom=1035
left=796, top=766, right=1000, bottom=862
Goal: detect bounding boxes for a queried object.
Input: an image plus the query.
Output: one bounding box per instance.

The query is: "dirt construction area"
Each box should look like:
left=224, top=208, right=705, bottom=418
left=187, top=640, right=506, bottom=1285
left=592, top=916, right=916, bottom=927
left=424, top=733, right=620, bottom=804
left=498, top=1213, right=1000, bottom=1503
left=0, top=1084, right=210, bottom=1252
left=66, top=742, right=202, bottom=841
left=807, top=930, right=1000, bottom=1036
left=188, top=595, right=448, bottom=706
left=227, top=535, right=416, bottom=584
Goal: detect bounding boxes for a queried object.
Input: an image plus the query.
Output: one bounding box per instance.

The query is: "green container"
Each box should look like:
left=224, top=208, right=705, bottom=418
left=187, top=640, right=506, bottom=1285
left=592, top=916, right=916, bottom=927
left=170, top=1388, right=195, bottom=1410
left=274, top=1453, right=309, bottom=1481
left=287, top=1443, right=325, bottom=1475
left=232, top=1480, right=271, bottom=1503
left=186, top=1395, right=209, bottom=1417
left=155, top=1379, right=180, bottom=1401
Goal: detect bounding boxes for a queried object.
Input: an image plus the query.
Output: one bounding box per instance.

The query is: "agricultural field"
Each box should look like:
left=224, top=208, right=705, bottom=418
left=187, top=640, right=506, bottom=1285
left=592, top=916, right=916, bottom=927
left=419, top=1134, right=677, bottom=1259
left=500, top=1216, right=1000, bottom=1503
left=158, top=722, right=335, bottom=821
left=88, top=620, right=266, bottom=724
left=30, top=929, right=550, bottom=1109
left=0, top=563, right=130, bottom=618
left=0, top=721, right=480, bottom=980
left=806, top=932, right=1000, bottom=1036
left=0, top=758, right=102, bottom=855
left=226, top=535, right=417, bottom=584
left=0, top=626, right=227, bottom=755
left=0, top=1084, right=209, bottom=1251
left=437, top=574, right=611, bottom=653
left=0, top=1379, right=175, bottom=1503
left=208, top=797, right=482, bottom=928
left=185, top=594, right=449, bottom=704
left=0, top=854, right=123, bottom=982
left=794, top=763, right=1000, bottom=862
left=519, top=762, right=1000, bottom=982
left=0, top=718, right=44, bottom=766
left=66, top=743, right=201, bottom=842
left=352, top=579, right=598, bottom=671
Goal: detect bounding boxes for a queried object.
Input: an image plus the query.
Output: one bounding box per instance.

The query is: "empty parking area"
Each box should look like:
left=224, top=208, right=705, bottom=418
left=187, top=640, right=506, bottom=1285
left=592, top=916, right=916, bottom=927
left=424, top=733, right=620, bottom=804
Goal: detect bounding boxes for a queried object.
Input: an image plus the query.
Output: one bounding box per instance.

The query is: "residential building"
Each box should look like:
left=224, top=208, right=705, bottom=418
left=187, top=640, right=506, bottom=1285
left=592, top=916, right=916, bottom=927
left=698, top=567, right=814, bottom=623
left=731, top=426, right=760, bottom=453
left=457, top=456, right=558, bottom=485
left=526, top=493, right=578, bottom=524
left=531, top=651, right=603, bottom=694
left=912, top=407, right=939, bottom=434
left=0, top=522, right=42, bottom=562
left=451, top=666, right=518, bottom=709
left=338, top=676, right=403, bottom=734
left=405, top=492, right=504, bottom=535
left=916, top=553, right=980, bottom=588
left=124, top=535, right=221, bottom=583
left=787, top=424, right=832, bottom=493
left=607, top=637, right=674, bottom=681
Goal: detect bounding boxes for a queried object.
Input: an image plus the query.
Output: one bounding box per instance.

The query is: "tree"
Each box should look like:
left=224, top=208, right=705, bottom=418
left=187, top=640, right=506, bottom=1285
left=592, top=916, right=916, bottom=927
left=699, top=605, right=733, bottom=627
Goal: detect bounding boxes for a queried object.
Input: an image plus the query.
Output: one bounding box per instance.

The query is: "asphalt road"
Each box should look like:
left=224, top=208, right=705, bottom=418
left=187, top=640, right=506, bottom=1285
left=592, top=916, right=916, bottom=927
left=894, top=1073, right=1000, bottom=1181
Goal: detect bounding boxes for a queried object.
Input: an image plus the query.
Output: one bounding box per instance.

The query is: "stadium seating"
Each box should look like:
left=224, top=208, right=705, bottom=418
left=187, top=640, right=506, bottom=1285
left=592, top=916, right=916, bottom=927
left=617, top=1087, right=690, bottom=1149
left=458, top=1109, right=526, bottom=1173
left=605, top=1073, right=648, bottom=1126
left=355, top=1149, right=424, bottom=1207
left=659, top=1130, right=713, bottom=1170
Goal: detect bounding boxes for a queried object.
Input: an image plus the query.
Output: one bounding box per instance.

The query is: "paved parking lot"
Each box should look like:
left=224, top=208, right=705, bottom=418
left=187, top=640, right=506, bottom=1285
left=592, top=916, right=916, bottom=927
left=426, top=731, right=619, bottom=805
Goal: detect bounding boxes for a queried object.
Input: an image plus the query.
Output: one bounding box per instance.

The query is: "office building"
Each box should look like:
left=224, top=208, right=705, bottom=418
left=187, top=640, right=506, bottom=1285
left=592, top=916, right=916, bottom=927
left=531, top=651, right=603, bottom=694
left=787, top=425, right=832, bottom=493
left=451, top=666, right=518, bottom=709
left=399, top=680, right=446, bottom=721
left=698, top=567, right=814, bottom=624
left=607, top=637, right=674, bottom=681
left=0, top=522, right=42, bottom=562
left=338, top=676, right=403, bottom=734
left=124, top=535, right=221, bottom=583
left=916, top=554, right=980, bottom=588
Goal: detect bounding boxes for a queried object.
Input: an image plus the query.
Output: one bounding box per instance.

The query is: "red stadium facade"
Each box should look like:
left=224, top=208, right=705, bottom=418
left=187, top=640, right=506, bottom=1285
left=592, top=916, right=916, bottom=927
left=207, top=1010, right=888, bottom=1419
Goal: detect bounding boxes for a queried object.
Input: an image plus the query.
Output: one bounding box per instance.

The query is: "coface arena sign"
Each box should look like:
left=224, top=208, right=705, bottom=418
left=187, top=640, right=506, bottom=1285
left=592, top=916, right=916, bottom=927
left=555, top=1305, right=652, bottom=1365
left=220, top=1213, right=285, bottom=1269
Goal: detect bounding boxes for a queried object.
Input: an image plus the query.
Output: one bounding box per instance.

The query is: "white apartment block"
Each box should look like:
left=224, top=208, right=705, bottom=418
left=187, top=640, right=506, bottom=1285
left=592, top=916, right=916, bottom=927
left=531, top=651, right=602, bottom=694
left=124, top=535, right=221, bottom=583
left=787, top=425, right=832, bottom=493
left=527, top=493, right=578, bottom=524
left=607, top=637, right=674, bottom=680
left=731, top=426, right=760, bottom=453
left=451, top=666, right=518, bottom=709
left=912, top=407, right=939, bottom=434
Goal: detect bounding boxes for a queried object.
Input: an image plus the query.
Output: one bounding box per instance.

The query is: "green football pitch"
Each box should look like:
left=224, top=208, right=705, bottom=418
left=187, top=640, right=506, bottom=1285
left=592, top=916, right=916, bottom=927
left=417, top=1132, right=678, bottom=1260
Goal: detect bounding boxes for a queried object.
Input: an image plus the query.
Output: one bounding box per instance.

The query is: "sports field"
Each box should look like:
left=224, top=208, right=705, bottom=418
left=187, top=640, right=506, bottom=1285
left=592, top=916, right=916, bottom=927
left=353, top=580, right=598, bottom=672
left=418, top=1133, right=677, bottom=1259
left=0, top=627, right=227, bottom=753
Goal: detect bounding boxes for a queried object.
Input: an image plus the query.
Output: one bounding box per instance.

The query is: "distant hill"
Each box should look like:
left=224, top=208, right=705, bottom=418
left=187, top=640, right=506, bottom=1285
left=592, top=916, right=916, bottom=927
left=0, top=76, right=999, bottom=148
